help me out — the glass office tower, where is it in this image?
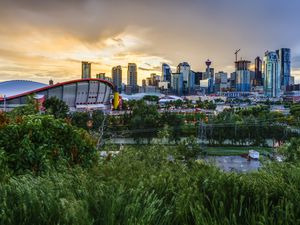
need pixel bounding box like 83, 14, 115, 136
276, 48, 291, 89
264, 51, 281, 98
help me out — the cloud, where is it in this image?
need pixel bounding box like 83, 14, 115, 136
0, 0, 300, 84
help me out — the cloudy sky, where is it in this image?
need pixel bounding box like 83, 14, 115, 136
0, 0, 300, 84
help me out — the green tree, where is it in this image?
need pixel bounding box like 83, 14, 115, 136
43, 97, 69, 119
70, 111, 90, 130
160, 111, 184, 143
91, 110, 105, 131
130, 100, 160, 143
0, 115, 97, 174
279, 137, 300, 162
8, 94, 38, 118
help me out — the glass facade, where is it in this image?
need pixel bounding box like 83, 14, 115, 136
162, 63, 172, 82
276, 48, 291, 89
236, 70, 251, 92
171, 73, 183, 96
177, 62, 194, 95
264, 52, 281, 97
235, 60, 251, 92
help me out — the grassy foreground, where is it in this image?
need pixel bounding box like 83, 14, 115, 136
1, 145, 300, 225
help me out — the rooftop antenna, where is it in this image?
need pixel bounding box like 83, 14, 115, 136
234, 49, 241, 62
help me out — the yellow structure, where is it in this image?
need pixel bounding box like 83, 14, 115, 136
113, 92, 119, 110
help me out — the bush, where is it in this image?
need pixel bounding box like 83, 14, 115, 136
0, 115, 97, 174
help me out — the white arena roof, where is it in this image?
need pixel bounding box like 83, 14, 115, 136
0, 80, 47, 97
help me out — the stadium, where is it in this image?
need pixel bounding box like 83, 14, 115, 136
0, 78, 114, 111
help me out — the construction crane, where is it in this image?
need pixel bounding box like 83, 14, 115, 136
234, 49, 241, 62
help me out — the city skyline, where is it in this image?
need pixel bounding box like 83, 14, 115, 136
0, 0, 300, 84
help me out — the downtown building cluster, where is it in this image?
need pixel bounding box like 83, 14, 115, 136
81, 48, 294, 99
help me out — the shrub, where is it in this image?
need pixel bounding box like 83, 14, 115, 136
0, 115, 97, 174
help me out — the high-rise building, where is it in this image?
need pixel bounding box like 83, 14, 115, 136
171, 73, 183, 96
177, 62, 190, 80
82, 61, 91, 79
254, 57, 263, 86
177, 62, 194, 94
264, 51, 281, 98
127, 63, 138, 92
112, 66, 122, 92
230, 72, 236, 90
276, 48, 291, 89
162, 63, 172, 82
194, 72, 203, 85
235, 60, 251, 92
215, 71, 228, 92
205, 60, 214, 94
150, 73, 160, 86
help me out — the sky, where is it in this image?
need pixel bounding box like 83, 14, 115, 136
0, 0, 300, 85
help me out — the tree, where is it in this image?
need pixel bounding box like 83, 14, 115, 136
157, 124, 171, 144
160, 111, 184, 143
279, 138, 300, 162
0, 112, 9, 128
70, 112, 91, 130
8, 94, 38, 118
129, 100, 160, 143
91, 110, 105, 131
43, 97, 69, 119
0, 115, 97, 174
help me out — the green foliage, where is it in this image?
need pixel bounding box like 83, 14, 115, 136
0, 115, 97, 174
196, 100, 216, 110
177, 136, 201, 161
70, 110, 105, 131
290, 104, 300, 118
279, 137, 300, 162
129, 100, 160, 142
8, 95, 38, 118
143, 95, 159, 102
70, 112, 91, 130
43, 97, 69, 119
206, 106, 298, 146
160, 111, 184, 142
0, 111, 9, 128
90, 110, 105, 131
1, 145, 300, 224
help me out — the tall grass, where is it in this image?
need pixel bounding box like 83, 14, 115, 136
0, 146, 300, 224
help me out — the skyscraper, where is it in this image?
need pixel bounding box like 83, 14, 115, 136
171, 73, 183, 96
177, 62, 194, 95
215, 71, 228, 92
112, 66, 122, 92
81, 61, 91, 79
254, 57, 263, 86
276, 48, 291, 89
235, 60, 251, 92
264, 51, 281, 98
162, 63, 172, 82
127, 63, 137, 92
194, 72, 203, 85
